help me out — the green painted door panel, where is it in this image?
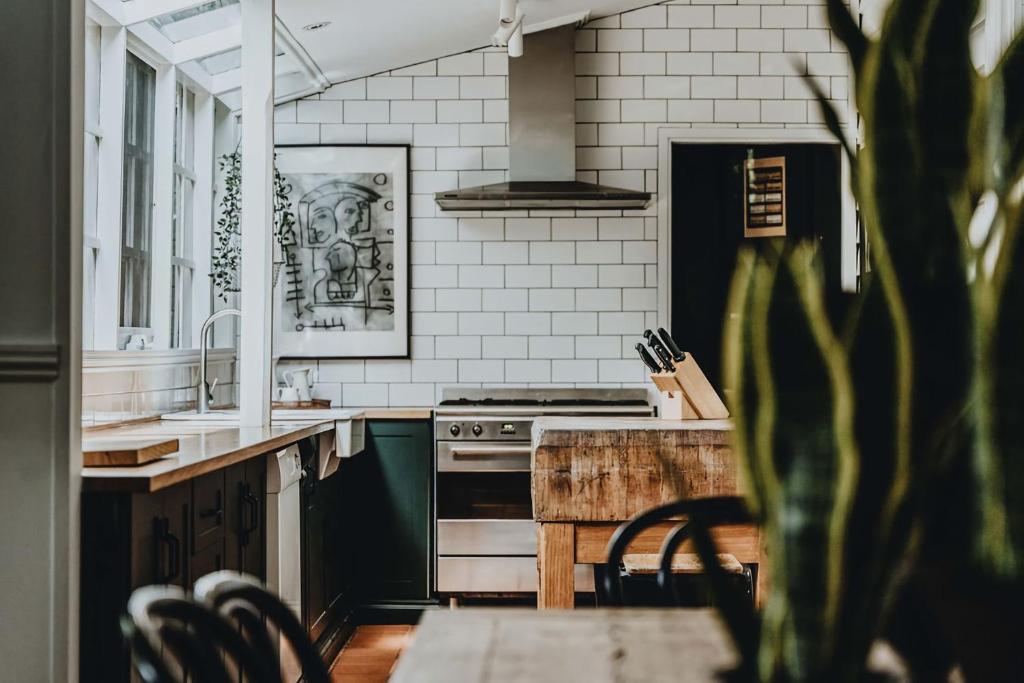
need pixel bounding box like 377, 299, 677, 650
356, 420, 433, 602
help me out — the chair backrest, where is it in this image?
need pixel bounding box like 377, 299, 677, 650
124, 584, 275, 683
194, 571, 332, 683
600, 496, 755, 607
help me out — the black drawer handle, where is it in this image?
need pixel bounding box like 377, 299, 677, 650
244, 486, 260, 534
155, 516, 181, 583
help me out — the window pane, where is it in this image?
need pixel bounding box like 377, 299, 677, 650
83, 247, 97, 350
119, 52, 155, 330
84, 134, 99, 238
172, 81, 197, 349
170, 264, 194, 349
84, 25, 101, 128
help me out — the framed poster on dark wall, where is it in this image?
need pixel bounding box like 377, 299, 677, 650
273, 144, 410, 358
743, 155, 787, 238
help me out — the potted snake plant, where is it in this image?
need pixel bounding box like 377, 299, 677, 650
687, 1, 1024, 679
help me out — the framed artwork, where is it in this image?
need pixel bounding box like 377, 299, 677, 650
273, 144, 410, 358
743, 155, 787, 238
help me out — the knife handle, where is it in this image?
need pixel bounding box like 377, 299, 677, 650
657, 327, 685, 362
645, 336, 676, 373
635, 344, 663, 374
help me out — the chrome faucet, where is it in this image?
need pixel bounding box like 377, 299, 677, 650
197, 308, 241, 414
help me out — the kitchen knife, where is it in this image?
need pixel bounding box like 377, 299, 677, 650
643, 330, 676, 373
635, 343, 663, 374
657, 327, 686, 362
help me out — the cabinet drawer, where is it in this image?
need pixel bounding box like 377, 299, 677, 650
437, 442, 531, 472
192, 471, 225, 552
190, 539, 225, 582
437, 520, 536, 556
436, 557, 594, 593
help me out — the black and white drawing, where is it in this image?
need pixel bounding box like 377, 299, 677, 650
273, 145, 409, 358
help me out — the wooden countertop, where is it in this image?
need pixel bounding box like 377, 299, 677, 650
81, 421, 335, 493
531, 417, 738, 521
532, 416, 732, 439
390, 608, 737, 682
360, 407, 432, 419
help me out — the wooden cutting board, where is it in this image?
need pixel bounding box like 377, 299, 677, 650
83, 437, 180, 467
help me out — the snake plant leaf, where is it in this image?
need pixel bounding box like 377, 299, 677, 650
974, 202, 1024, 575
803, 76, 857, 176
989, 29, 1024, 194
823, 0, 868, 69
730, 243, 852, 680
917, 0, 979, 243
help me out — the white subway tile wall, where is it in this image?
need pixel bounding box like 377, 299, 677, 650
275, 0, 850, 406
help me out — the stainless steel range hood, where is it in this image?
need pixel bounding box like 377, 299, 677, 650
435, 25, 651, 212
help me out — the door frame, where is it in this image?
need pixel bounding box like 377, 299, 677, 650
655, 126, 858, 331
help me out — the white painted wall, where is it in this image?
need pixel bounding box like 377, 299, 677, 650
275, 0, 853, 407
0, 0, 81, 679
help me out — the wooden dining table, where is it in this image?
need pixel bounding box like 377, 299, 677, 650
389, 608, 738, 683
530, 417, 763, 609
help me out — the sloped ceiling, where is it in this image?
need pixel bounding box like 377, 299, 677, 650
277, 0, 659, 83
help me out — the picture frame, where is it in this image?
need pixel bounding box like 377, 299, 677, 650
743, 155, 787, 238
272, 144, 410, 358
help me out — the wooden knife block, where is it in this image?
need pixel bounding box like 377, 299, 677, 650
650, 354, 729, 420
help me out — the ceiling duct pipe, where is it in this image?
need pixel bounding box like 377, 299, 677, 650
492, 0, 525, 57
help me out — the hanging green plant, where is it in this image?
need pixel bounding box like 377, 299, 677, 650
209, 150, 297, 301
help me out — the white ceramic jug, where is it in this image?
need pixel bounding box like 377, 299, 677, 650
284, 367, 314, 402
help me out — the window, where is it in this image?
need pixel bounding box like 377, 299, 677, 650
81, 7, 219, 352
119, 52, 156, 331
171, 83, 197, 348
83, 23, 102, 349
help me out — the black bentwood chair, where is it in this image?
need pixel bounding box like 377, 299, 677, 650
123, 584, 277, 683
193, 571, 331, 683
597, 496, 756, 610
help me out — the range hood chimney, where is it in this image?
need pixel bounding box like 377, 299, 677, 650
434, 24, 651, 211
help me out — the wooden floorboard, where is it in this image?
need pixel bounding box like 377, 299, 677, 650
330, 624, 415, 682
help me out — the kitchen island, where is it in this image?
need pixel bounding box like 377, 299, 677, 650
530, 417, 761, 608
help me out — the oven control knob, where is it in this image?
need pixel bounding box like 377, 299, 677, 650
472, 423, 483, 437
449, 424, 461, 436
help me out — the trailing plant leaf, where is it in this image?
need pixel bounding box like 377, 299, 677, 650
209, 151, 297, 301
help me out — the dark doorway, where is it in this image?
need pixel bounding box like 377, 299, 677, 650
669, 142, 843, 393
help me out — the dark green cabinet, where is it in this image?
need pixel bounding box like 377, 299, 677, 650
301, 439, 358, 655
354, 420, 433, 603
81, 458, 266, 683
226, 456, 266, 579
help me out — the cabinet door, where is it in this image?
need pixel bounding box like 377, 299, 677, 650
162, 483, 191, 588
130, 483, 189, 588
192, 470, 226, 554
241, 456, 266, 580
225, 462, 245, 572
302, 458, 329, 641
357, 420, 433, 602
190, 540, 225, 582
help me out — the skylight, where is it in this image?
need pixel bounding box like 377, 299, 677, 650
148, 0, 240, 43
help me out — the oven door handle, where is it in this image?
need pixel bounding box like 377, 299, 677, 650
448, 445, 533, 457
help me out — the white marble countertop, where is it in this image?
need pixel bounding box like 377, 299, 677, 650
81, 420, 335, 493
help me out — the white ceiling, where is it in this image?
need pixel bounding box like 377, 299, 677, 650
277, 0, 659, 83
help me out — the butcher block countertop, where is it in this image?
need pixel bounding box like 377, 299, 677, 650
531, 417, 737, 521
81, 420, 335, 493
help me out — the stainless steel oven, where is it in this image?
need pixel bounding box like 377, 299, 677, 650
434, 389, 654, 596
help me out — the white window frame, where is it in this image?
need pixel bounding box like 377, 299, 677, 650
83, 20, 104, 350
83, 15, 215, 351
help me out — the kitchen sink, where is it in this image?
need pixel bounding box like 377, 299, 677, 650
161, 408, 241, 422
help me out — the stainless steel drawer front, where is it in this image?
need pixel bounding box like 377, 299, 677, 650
437, 520, 537, 556
436, 557, 595, 593
436, 442, 532, 472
